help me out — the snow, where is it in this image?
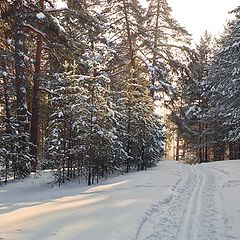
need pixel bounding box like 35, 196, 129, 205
6, 38, 12, 44
232, 41, 240, 50
97, 130, 104, 136
0, 160, 240, 240
0, 71, 8, 77
58, 111, 64, 118
185, 105, 201, 117
92, 116, 97, 122
51, 16, 66, 33
106, 108, 115, 117
36, 12, 46, 20
136, 161, 240, 240
54, 0, 68, 10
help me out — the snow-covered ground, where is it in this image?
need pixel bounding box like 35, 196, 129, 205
0, 160, 240, 240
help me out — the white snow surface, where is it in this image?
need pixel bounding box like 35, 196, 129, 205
36, 12, 46, 20
54, 0, 68, 10
0, 160, 240, 240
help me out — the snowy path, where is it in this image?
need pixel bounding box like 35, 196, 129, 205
177, 166, 205, 240
136, 162, 239, 240
0, 161, 240, 240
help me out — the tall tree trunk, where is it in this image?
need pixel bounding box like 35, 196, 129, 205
198, 121, 203, 163
1, 53, 11, 183
141, 120, 146, 170
122, 0, 135, 172
14, 0, 30, 178
229, 142, 234, 160
30, 0, 44, 171
126, 106, 131, 172
237, 140, 240, 160
175, 132, 180, 161
1, 54, 12, 130
122, 0, 135, 69
150, 0, 160, 98
14, 0, 28, 130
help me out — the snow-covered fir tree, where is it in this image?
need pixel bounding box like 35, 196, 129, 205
206, 6, 240, 160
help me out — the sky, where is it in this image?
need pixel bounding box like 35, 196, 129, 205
141, 0, 239, 43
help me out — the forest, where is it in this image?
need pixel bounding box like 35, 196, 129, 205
0, 0, 240, 185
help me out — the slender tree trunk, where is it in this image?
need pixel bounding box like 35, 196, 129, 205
30, 0, 44, 171
122, 0, 135, 68
175, 132, 180, 161
181, 140, 186, 160
14, 0, 28, 130
150, 0, 161, 97
141, 120, 146, 170
126, 106, 131, 172
14, 0, 30, 178
198, 122, 203, 163
237, 140, 240, 160
204, 124, 208, 162
1, 54, 12, 130
122, 0, 137, 172
88, 81, 95, 186
1, 55, 11, 183
229, 142, 234, 160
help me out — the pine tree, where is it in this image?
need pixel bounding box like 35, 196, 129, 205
144, 0, 191, 98
1, 0, 167, 183
206, 6, 240, 160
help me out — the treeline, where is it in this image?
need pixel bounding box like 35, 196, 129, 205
172, 7, 240, 163
0, 0, 191, 184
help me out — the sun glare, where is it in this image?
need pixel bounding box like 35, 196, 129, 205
140, 0, 239, 42
167, 0, 239, 42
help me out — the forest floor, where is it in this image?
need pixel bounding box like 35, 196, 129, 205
0, 160, 240, 240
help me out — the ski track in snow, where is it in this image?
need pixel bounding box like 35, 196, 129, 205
136, 163, 232, 240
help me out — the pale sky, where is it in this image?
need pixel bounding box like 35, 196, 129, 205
141, 0, 239, 43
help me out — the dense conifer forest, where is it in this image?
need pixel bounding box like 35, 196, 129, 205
0, 0, 239, 185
